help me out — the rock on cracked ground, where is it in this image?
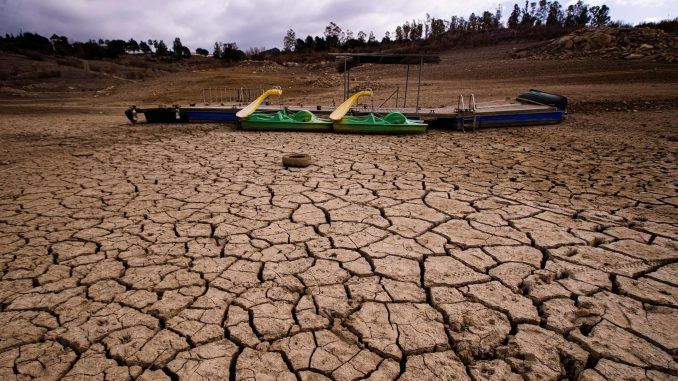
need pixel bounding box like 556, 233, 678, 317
0, 112, 676, 380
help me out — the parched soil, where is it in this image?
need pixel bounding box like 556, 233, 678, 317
0, 44, 676, 380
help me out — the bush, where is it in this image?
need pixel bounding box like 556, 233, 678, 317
56, 57, 83, 68
16, 69, 62, 80
37, 69, 61, 79
21, 50, 45, 61
88, 62, 109, 73
123, 59, 152, 68
124, 71, 146, 79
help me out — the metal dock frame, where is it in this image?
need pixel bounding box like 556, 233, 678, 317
331, 53, 440, 110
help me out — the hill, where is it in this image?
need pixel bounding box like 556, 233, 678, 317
0, 36, 676, 115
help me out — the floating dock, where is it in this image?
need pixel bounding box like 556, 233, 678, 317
126, 101, 565, 129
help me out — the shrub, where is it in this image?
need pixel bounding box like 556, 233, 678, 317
124, 60, 152, 68
88, 62, 108, 73
21, 50, 45, 61
33, 69, 62, 79
56, 57, 83, 68
124, 71, 146, 79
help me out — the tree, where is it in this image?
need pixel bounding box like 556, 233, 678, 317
577, 1, 590, 27
410, 21, 423, 40
450, 16, 461, 31
172, 37, 185, 57
546, 1, 564, 27
75, 40, 105, 59
305, 35, 315, 51
458, 17, 468, 30
564, 5, 576, 27
126, 38, 139, 53
294, 38, 306, 52
508, 4, 521, 29
357, 31, 367, 44
535, 0, 548, 25
529, 1, 538, 22
50, 34, 72, 54
495, 5, 503, 27
519, 1, 534, 28
283, 28, 296, 51
395, 26, 404, 42
314, 36, 327, 50
368, 31, 376, 44
343, 29, 354, 44
154, 40, 169, 56
220, 42, 245, 62
195, 47, 209, 56
481, 11, 496, 30
139, 41, 151, 54
382, 31, 392, 44
468, 13, 478, 31
565, 0, 589, 28
324, 22, 342, 48
180, 46, 191, 58
213, 42, 222, 58
589, 4, 610, 27
430, 18, 446, 37
105, 40, 127, 58
402, 22, 411, 40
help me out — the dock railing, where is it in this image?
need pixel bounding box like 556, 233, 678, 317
457, 94, 478, 132
201, 88, 265, 105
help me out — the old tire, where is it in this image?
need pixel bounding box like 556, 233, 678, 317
282, 153, 312, 168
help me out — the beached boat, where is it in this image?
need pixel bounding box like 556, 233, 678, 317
240, 109, 333, 131
333, 112, 427, 134
517, 89, 568, 110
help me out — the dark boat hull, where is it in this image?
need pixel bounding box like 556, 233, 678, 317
517, 89, 568, 111
143, 108, 189, 123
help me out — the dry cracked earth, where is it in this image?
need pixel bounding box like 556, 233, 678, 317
0, 110, 676, 381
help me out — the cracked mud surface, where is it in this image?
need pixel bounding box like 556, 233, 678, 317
0, 110, 676, 380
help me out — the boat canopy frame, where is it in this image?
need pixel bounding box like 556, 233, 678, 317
330, 53, 440, 111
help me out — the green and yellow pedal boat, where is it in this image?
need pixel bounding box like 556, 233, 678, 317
240, 109, 333, 132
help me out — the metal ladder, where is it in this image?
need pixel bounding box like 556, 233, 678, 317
457, 94, 477, 132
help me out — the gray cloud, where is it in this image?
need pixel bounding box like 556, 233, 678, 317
0, 0, 672, 51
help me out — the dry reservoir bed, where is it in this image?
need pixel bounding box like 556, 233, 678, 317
0, 111, 676, 380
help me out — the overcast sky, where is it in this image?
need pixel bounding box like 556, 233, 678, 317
0, 0, 673, 51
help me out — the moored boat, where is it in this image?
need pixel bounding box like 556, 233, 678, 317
333, 112, 427, 134
517, 89, 568, 111
240, 109, 333, 131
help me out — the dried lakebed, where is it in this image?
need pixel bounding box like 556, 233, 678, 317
0, 112, 676, 380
